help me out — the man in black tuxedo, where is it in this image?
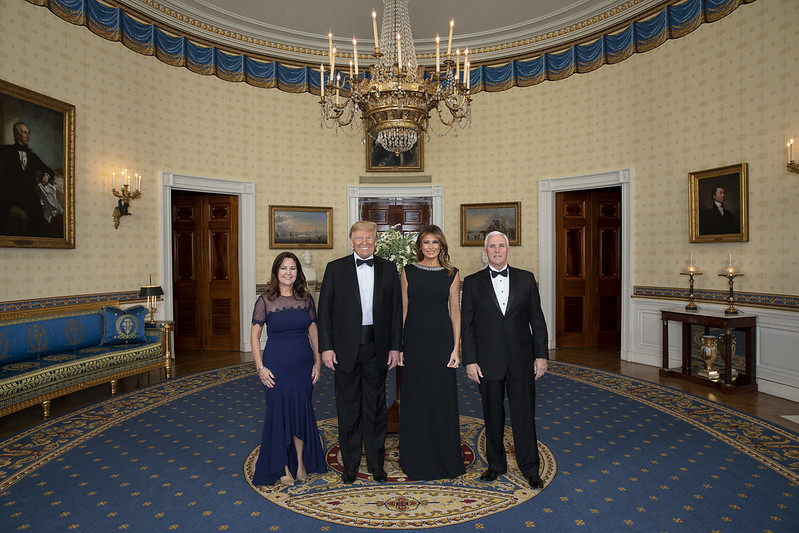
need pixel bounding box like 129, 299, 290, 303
461, 231, 549, 489
318, 220, 402, 483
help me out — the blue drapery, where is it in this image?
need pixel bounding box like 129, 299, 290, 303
28, 0, 755, 94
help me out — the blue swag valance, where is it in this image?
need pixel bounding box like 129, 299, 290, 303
28, 0, 755, 94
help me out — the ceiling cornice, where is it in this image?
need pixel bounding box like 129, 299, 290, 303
120, 0, 664, 66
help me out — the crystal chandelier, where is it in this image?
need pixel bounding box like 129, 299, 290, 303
320, 0, 472, 154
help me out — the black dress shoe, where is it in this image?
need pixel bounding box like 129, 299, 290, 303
368, 466, 387, 482
479, 468, 504, 482
527, 474, 544, 489
341, 469, 357, 484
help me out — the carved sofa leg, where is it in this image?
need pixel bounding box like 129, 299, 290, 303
41, 399, 51, 419
110, 379, 118, 395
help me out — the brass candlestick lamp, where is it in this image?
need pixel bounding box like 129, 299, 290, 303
718, 253, 743, 315
139, 275, 164, 323
680, 255, 702, 311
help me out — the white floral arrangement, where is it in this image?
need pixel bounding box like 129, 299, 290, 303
374, 224, 417, 274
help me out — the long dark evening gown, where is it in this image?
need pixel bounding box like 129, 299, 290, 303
399, 264, 465, 480
251, 293, 326, 485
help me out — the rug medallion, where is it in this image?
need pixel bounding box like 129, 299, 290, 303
244, 416, 555, 529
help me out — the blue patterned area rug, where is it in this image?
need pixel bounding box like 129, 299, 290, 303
1, 361, 798, 531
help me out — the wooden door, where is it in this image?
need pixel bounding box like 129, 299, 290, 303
172, 192, 240, 351
360, 198, 431, 234
555, 188, 621, 348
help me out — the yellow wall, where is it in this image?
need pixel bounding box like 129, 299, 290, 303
1, 0, 797, 302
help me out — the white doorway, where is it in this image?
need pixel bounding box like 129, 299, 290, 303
160, 172, 257, 352
538, 169, 633, 357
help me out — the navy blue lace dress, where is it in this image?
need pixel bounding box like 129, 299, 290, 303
251, 293, 326, 485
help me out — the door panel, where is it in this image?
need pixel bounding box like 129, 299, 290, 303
172, 192, 239, 351
361, 198, 431, 235
595, 192, 621, 347
556, 188, 621, 348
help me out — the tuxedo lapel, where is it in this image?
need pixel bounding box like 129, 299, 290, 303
479, 268, 503, 315
373, 258, 384, 309
505, 267, 520, 313
345, 255, 363, 313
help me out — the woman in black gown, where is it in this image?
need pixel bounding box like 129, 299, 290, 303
251, 252, 326, 486
399, 225, 465, 480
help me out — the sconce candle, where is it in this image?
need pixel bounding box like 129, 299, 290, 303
788, 139, 799, 173
112, 169, 143, 229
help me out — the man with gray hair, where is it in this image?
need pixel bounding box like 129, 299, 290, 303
461, 230, 549, 489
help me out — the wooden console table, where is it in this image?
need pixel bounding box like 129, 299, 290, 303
660, 308, 757, 393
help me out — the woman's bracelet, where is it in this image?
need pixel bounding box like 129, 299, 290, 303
256, 365, 264, 373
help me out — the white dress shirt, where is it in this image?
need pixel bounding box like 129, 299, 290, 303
355, 253, 375, 326
489, 265, 509, 315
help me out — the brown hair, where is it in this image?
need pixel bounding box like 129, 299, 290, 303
415, 225, 455, 276
265, 252, 309, 301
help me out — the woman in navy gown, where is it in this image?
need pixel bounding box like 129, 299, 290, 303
399, 225, 465, 480
251, 252, 326, 486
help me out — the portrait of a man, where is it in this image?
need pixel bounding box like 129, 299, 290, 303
689, 163, 748, 243
0, 80, 74, 248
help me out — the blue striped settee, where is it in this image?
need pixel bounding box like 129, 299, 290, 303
0, 302, 170, 419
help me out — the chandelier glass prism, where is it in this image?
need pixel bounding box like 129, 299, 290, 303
320, 0, 472, 154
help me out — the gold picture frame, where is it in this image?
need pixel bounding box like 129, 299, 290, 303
0, 79, 75, 248
460, 202, 521, 246
269, 205, 333, 249
689, 163, 748, 243
365, 126, 423, 172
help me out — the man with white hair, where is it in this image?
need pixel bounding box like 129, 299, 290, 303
461, 230, 549, 489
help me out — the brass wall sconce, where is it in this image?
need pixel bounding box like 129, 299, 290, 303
718, 253, 744, 315
787, 139, 799, 174
139, 277, 164, 323
680, 254, 702, 311
112, 169, 142, 229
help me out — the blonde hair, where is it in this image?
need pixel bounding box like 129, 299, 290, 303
349, 220, 377, 237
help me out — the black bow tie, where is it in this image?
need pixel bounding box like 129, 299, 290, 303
356, 258, 374, 267
491, 268, 508, 278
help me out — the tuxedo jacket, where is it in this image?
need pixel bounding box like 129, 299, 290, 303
461, 266, 549, 380
317, 254, 402, 373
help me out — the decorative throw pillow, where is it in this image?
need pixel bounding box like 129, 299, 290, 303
102, 305, 147, 345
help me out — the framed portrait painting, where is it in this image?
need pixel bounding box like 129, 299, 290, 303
689, 163, 748, 243
460, 202, 521, 246
269, 205, 333, 249
0, 80, 75, 248
366, 126, 423, 172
